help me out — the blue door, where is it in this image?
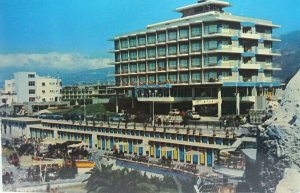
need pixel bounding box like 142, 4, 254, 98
129, 141, 133, 154
193, 154, 198, 164
139, 147, 143, 155
89, 135, 92, 148
102, 137, 106, 150
155, 143, 160, 158
179, 146, 184, 162
207, 149, 213, 166
167, 150, 172, 158
110, 138, 114, 150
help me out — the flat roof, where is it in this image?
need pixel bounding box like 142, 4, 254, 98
176, 0, 231, 12
1, 117, 41, 123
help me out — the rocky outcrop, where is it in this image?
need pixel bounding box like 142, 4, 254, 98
256, 70, 300, 192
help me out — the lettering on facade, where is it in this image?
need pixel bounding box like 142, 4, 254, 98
192, 99, 219, 106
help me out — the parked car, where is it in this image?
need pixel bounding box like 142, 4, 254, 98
169, 109, 180, 116
110, 114, 126, 122
187, 111, 201, 120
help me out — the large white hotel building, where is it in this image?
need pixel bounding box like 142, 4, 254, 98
112, 0, 281, 117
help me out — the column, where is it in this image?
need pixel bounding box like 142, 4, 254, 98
131, 88, 135, 109
205, 149, 208, 166
92, 134, 98, 149
217, 88, 222, 118
116, 90, 119, 113
236, 88, 240, 115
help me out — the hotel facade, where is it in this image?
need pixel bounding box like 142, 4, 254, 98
112, 0, 281, 117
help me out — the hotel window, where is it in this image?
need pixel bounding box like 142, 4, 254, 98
204, 24, 218, 34
138, 36, 146, 46
129, 51, 137, 60
168, 30, 177, 41
28, 74, 35, 78
28, 81, 35, 86
265, 28, 272, 34
222, 70, 232, 79
168, 73, 177, 83
130, 77, 137, 85
222, 55, 229, 62
122, 77, 128, 86
191, 25, 202, 37
191, 57, 201, 68
168, 59, 177, 70
42, 82, 46, 86
179, 44, 189, 54
157, 32, 166, 42
29, 89, 35, 94
147, 48, 156, 58
168, 45, 177, 55
121, 52, 128, 61
179, 58, 189, 69
121, 64, 128, 73
129, 37, 137, 47
42, 90, 46, 94
29, 97, 35, 102
158, 60, 166, 71
115, 53, 120, 62
120, 39, 128, 49
204, 71, 218, 82
264, 71, 272, 78
204, 40, 218, 50
158, 47, 166, 57
191, 41, 201, 52
148, 61, 156, 71
115, 40, 120, 50
138, 63, 146, 72
204, 56, 219, 66
264, 42, 272, 49
147, 34, 156, 44
130, 63, 137, 73
148, 75, 156, 84
192, 72, 201, 83
179, 28, 189, 39
179, 73, 189, 83
158, 74, 167, 84
139, 76, 146, 84
138, 49, 146, 59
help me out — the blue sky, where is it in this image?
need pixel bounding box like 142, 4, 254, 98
0, 0, 299, 72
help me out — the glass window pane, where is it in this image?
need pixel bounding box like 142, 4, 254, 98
129, 38, 137, 47
179, 58, 189, 69
158, 74, 166, 83
168, 74, 177, 83
138, 36, 146, 46
158, 33, 166, 42
139, 63, 146, 72
147, 34, 156, 44
168, 45, 177, 55
148, 62, 156, 71
121, 39, 128, 49
138, 50, 146, 59
191, 26, 202, 37
130, 63, 137, 73
179, 73, 189, 83
191, 42, 201, 52
147, 48, 156, 58
168, 60, 177, 70
168, 31, 177, 41
121, 52, 128, 61
148, 75, 156, 84
192, 72, 201, 83
158, 61, 166, 71
158, 47, 166, 56
179, 29, 189, 39
129, 51, 137, 60
179, 44, 189, 54
191, 57, 201, 68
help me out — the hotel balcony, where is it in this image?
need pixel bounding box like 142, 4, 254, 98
239, 63, 261, 70
203, 29, 237, 38
256, 48, 281, 56
239, 32, 261, 40
137, 96, 192, 103
261, 34, 281, 42
203, 46, 244, 54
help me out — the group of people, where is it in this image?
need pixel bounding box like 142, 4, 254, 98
2, 171, 14, 184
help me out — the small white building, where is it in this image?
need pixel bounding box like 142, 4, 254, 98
1, 72, 62, 106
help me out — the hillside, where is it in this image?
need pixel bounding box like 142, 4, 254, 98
274, 30, 300, 82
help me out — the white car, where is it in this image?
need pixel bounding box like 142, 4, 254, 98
187, 111, 200, 120
169, 109, 180, 116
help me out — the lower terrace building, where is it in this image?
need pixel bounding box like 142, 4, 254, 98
1, 117, 255, 167
62, 82, 124, 104
111, 0, 282, 117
